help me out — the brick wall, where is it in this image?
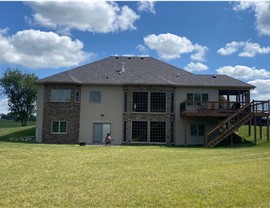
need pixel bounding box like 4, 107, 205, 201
42, 84, 81, 144
123, 86, 175, 144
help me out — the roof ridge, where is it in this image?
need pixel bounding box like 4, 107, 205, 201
67, 73, 83, 83
149, 71, 176, 85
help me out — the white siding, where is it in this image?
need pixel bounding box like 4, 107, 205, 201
175, 87, 219, 145
79, 86, 123, 144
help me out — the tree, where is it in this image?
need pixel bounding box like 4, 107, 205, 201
0, 69, 38, 126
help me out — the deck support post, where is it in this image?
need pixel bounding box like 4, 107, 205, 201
260, 118, 263, 140
248, 120, 251, 136
254, 116, 257, 144
267, 116, 269, 143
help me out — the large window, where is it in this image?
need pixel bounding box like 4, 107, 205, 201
51, 89, 71, 102
151, 92, 166, 112
150, 122, 166, 143
123, 121, 127, 142
187, 93, 208, 106
90, 91, 101, 102
132, 92, 148, 112
171, 93, 175, 113
124, 92, 128, 112
132, 92, 167, 113
190, 124, 205, 136
132, 121, 147, 142
51, 121, 67, 134
170, 122, 175, 143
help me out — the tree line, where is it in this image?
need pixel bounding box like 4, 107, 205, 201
0, 69, 38, 126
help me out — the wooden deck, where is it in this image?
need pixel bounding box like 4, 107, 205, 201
180, 100, 270, 118
180, 100, 270, 147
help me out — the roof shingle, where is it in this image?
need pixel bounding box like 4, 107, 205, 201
37, 56, 254, 89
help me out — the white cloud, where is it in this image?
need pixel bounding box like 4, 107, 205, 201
248, 79, 270, 100
185, 62, 208, 73
233, 2, 270, 36
191, 44, 208, 62
137, 1, 156, 14
143, 33, 207, 61
0, 29, 92, 69
217, 41, 243, 56
0, 97, 8, 114
26, 2, 140, 33
136, 44, 148, 54
216, 65, 270, 80
217, 41, 270, 57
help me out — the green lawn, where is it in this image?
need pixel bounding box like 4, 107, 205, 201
0, 125, 270, 207
0, 120, 35, 142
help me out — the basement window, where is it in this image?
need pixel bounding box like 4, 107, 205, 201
150, 122, 166, 143
132, 121, 147, 142
51, 121, 67, 134
190, 124, 205, 136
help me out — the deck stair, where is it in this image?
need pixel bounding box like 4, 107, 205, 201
205, 101, 265, 147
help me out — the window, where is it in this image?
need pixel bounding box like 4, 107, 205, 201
123, 121, 127, 142
74, 90, 80, 103
150, 92, 166, 112
171, 93, 175, 113
124, 92, 128, 112
90, 91, 101, 102
132, 92, 148, 112
150, 122, 166, 143
170, 122, 174, 143
51, 89, 71, 102
187, 93, 208, 106
132, 121, 147, 142
51, 121, 67, 134
187, 93, 194, 106
190, 124, 205, 136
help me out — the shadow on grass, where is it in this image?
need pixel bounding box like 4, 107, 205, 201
0, 127, 36, 143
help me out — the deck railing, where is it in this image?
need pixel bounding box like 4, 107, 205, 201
180, 100, 247, 116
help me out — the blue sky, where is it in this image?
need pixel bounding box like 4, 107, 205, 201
0, 1, 270, 114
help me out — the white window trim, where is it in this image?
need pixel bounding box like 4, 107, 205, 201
51, 121, 67, 134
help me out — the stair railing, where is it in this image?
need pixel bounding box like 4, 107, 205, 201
204, 101, 253, 147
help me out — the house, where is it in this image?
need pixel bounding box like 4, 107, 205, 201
35, 56, 269, 146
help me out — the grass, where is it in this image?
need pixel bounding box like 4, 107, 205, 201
0, 124, 270, 207
0, 120, 35, 142
0, 120, 35, 128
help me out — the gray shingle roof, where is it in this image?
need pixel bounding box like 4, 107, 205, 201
37, 56, 254, 89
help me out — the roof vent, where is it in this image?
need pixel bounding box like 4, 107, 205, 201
141, 57, 144, 60
177, 73, 180, 77
128, 57, 131, 59
115, 57, 119, 59
212, 75, 217, 78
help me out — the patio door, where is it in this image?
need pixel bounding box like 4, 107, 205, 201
93, 123, 111, 143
